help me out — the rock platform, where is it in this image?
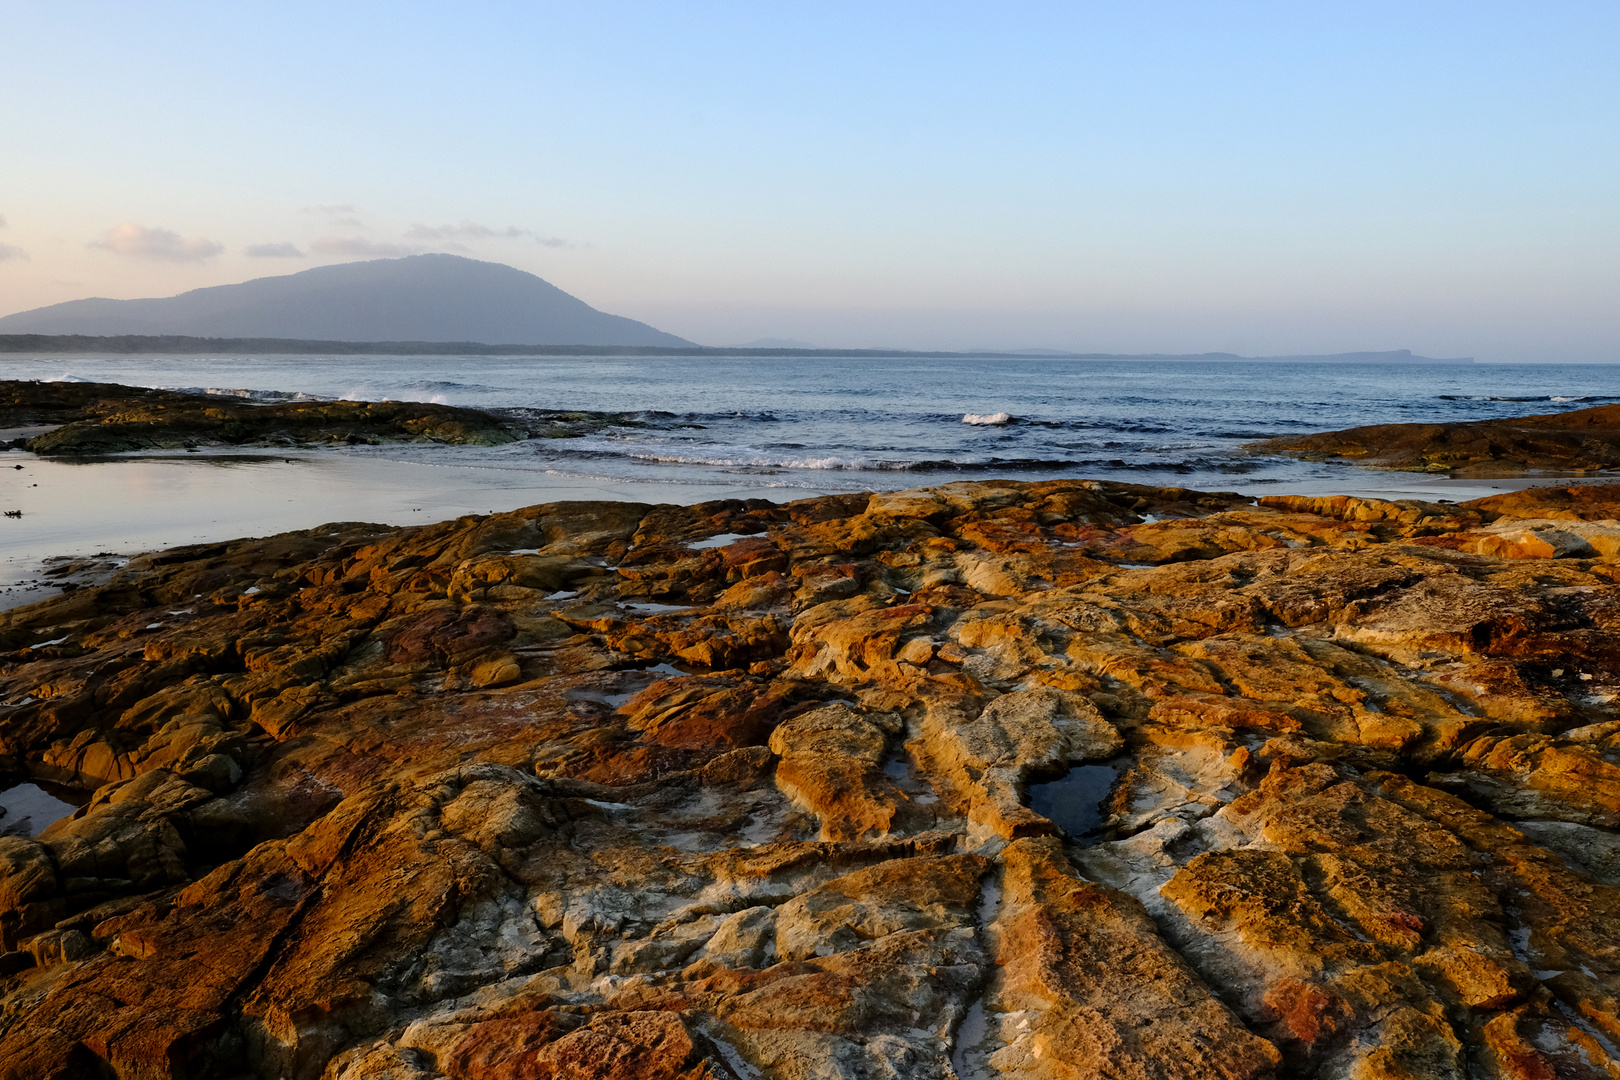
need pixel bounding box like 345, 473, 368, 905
1248, 400, 1620, 475
0, 380, 614, 455
3, 478, 1620, 1079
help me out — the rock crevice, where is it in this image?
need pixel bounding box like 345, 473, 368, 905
4, 478, 1620, 1078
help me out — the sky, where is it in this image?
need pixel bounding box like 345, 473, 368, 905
1, 2, 1617, 360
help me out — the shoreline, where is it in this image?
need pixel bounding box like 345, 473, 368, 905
9, 372, 1620, 614
0, 449, 857, 609
5, 443, 1615, 611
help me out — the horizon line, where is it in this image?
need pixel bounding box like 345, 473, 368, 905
0, 334, 1476, 364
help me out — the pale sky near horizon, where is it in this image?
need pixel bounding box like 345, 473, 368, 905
2, 2, 1616, 360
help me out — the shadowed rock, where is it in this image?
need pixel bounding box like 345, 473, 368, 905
1249, 401, 1620, 475
1, 379, 540, 454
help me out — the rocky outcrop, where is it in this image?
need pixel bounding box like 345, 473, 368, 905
1249, 401, 1620, 474
0, 379, 608, 454
4, 478, 1620, 1078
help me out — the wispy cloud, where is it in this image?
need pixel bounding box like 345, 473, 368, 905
406, 221, 523, 240
406, 220, 568, 247
246, 242, 305, 258
92, 221, 223, 262
303, 205, 364, 228
310, 236, 422, 258
0, 214, 21, 259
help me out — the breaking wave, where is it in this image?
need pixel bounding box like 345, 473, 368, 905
1438, 394, 1620, 403
15, 351, 1618, 497
174, 386, 325, 402
530, 438, 1263, 475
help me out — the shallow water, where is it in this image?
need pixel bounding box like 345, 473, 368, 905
1027, 762, 1122, 842
8, 353, 1620, 493
3, 354, 1618, 591
0, 780, 80, 836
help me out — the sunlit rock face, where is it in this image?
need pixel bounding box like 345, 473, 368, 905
3, 478, 1620, 1079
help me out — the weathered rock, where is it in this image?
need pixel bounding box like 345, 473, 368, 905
767, 703, 917, 841
1, 378, 551, 455
0, 477, 1619, 1078
1250, 401, 1620, 475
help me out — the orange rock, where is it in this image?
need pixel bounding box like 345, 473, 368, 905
1, 477, 1619, 1078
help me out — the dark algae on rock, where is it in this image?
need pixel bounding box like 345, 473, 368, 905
0, 379, 538, 454
4, 478, 1620, 1077
1250, 400, 1620, 475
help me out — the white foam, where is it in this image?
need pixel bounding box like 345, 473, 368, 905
963, 412, 1013, 425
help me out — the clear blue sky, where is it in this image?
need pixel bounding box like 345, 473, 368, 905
2, 2, 1616, 358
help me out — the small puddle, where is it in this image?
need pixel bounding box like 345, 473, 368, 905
975, 878, 1002, 926
562, 662, 699, 710
706, 1031, 765, 1079
1026, 760, 1123, 843
951, 1000, 993, 1080
686, 533, 752, 550
568, 684, 646, 711
622, 602, 692, 615
883, 752, 939, 805
0, 780, 83, 837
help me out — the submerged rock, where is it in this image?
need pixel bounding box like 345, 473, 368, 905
2, 478, 1620, 1077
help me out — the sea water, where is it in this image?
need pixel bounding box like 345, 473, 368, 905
2, 354, 1619, 595
5, 353, 1619, 493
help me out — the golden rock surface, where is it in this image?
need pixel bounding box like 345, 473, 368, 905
2, 478, 1620, 1079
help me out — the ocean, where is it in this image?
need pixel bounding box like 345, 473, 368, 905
7, 353, 1620, 495
3, 354, 1620, 602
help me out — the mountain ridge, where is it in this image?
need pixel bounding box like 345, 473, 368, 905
0, 254, 692, 347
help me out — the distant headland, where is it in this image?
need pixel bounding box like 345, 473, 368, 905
0, 334, 1472, 362
0, 254, 1471, 362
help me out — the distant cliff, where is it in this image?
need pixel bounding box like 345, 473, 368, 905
0, 254, 692, 347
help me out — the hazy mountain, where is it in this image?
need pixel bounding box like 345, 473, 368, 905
0, 254, 692, 346
733, 337, 821, 349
